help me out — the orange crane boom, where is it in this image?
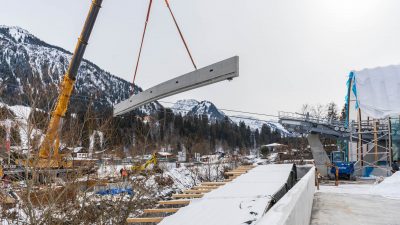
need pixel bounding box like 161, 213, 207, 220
38, 0, 103, 165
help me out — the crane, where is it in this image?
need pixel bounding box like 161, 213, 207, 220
27, 0, 103, 168
23, 0, 238, 169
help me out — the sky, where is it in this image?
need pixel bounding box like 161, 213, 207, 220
1, 0, 400, 120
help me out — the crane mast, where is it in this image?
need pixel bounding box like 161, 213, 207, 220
38, 0, 103, 162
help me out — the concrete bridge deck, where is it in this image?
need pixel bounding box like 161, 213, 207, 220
158, 164, 295, 225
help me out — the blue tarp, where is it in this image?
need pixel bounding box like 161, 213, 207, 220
96, 188, 134, 196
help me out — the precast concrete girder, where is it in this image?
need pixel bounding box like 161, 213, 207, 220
113, 56, 239, 116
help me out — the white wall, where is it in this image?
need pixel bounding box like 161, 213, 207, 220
256, 167, 316, 225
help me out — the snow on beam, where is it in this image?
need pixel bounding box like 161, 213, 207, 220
113, 56, 239, 116
191, 186, 218, 190
201, 182, 227, 186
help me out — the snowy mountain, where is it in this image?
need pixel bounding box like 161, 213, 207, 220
229, 115, 265, 130
170, 99, 293, 136
0, 25, 160, 114
171, 99, 200, 116
171, 99, 226, 122
230, 115, 292, 137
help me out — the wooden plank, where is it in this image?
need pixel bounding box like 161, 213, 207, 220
237, 166, 255, 169
191, 186, 218, 190
172, 194, 203, 199
144, 208, 180, 213
183, 189, 210, 194
225, 171, 246, 176
201, 182, 226, 186
231, 169, 250, 172
158, 200, 190, 205
126, 217, 163, 223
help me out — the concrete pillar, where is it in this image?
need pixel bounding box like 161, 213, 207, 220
307, 134, 331, 177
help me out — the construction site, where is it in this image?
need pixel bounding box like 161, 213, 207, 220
1, 0, 400, 225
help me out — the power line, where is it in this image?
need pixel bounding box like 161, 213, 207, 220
1, 81, 282, 123
158, 100, 280, 118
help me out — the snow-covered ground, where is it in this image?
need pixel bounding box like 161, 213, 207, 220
318, 172, 400, 199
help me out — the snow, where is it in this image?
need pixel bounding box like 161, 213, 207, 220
230, 115, 265, 131
158, 164, 294, 225
370, 171, 400, 199
318, 172, 400, 199
171, 99, 199, 116
0, 25, 31, 43
317, 184, 374, 195
157, 151, 174, 157
267, 153, 279, 162
230, 115, 292, 137
262, 143, 283, 147
2, 104, 34, 149
9, 105, 31, 121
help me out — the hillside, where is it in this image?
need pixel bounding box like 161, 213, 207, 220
0, 25, 160, 114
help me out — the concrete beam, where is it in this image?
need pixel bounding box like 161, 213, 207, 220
113, 56, 239, 116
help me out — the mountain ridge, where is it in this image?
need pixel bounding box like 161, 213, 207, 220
0, 25, 161, 115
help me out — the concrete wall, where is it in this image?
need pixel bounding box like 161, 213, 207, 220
296, 165, 313, 179
257, 167, 316, 225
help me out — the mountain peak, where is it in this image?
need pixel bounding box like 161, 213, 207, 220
0, 25, 38, 44
171, 99, 200, 116
171, 99, 226, 122
0, 25, 160, 114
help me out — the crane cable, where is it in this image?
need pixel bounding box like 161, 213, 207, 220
131, 0, 153, 94
164, 0, 197, 70
131, 0, 197, 95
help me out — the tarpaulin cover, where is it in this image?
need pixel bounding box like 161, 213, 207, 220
351, 65, 400, 118
96, 188, 134, 196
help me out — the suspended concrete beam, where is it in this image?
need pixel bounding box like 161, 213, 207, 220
113, 56, 239, 116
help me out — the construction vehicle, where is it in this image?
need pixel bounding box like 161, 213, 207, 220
329, 151, 355, 180
16, 0, 103, 169
18, 0, 237, 170
131, 153, 158, 173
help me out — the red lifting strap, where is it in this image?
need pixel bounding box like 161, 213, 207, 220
132, 0, 153, 94
165, 0, 197, 70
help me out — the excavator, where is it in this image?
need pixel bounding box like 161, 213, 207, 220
131, 153, 158, 173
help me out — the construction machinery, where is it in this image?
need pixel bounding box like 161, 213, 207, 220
17, 0, 103, 169
131, 153, 158, 173
329, 151, 355, 180
18, 0, 237, 170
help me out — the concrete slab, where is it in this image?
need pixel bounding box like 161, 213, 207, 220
310, 192, 400, 225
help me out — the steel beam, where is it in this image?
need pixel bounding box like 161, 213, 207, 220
113, 56, 239, 116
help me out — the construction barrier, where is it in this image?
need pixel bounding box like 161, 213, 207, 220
257, 166, 316, 225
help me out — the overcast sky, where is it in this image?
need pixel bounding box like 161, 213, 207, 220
2, 0, 400, 119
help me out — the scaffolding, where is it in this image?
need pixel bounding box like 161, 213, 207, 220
278, 111, 397, 176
